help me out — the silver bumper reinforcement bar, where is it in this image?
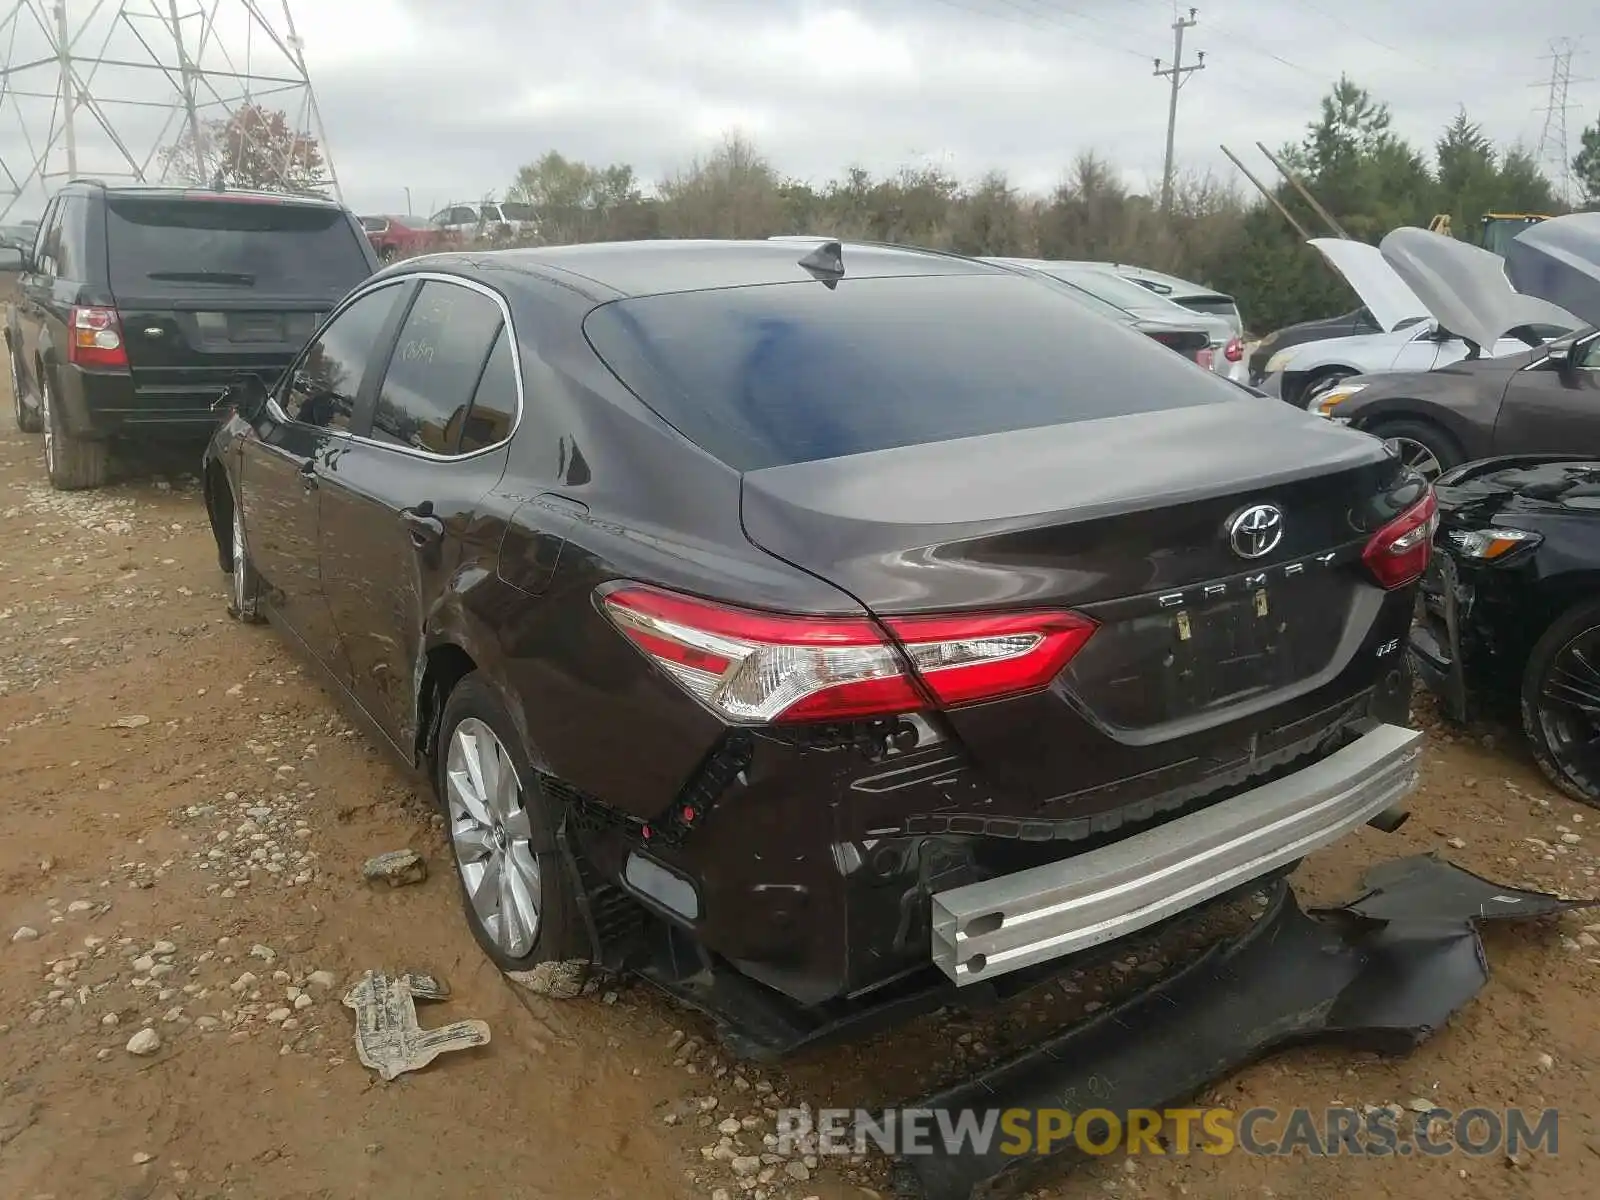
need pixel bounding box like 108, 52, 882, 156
930, 723, 1425, 985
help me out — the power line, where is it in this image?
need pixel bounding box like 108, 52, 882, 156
1153, 6, 1204, 212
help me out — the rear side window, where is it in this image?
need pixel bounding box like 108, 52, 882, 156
1177, 296, 1241, 321
371, 280, 505, 454
459, 327, 518, 453
105, 198, 371, 298
584, 273, 1243, 471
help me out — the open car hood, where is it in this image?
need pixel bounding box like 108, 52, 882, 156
1505, 212, 1600, 329
1378, 226, 1581, 351
1309, 238, 1428, 332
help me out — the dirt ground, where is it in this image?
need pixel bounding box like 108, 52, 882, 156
0, 380, 1597, 1200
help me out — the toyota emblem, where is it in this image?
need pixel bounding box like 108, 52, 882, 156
1227, 504, 1284, 560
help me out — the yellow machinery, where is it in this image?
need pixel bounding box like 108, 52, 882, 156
1427, 212, 1551, 255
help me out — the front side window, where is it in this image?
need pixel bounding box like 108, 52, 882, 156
370, 280, 504, 454
282, 285, 404, 432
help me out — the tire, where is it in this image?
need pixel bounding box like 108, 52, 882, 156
9, 346, 40, 434
226, 494, 265, 623
378, 244, 397, 263
1302, 369, 1354, 406
1521, 597, 1600, 809
435, 672, 590, 980
41, 370, 109, 490
1363, 418, 1462, 484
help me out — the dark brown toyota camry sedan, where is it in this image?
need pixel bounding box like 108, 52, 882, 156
202, 237, 1432, 1051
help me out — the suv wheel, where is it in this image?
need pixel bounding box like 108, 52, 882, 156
9, 348, 40, 434
436, 673, 589, 984
41, 371, 109, 490
227, 500, 265, 623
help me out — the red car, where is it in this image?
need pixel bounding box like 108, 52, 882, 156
360, 214, 455, 262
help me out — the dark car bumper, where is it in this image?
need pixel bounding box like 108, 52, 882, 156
58, 363, 229, 439
1408, 550, 1472, 722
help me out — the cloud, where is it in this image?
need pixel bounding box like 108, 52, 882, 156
0, 0, 1591, 221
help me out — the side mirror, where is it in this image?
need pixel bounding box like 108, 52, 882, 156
215, 373, 269, 421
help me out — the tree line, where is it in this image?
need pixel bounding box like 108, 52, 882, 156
169, 79, 1600, 337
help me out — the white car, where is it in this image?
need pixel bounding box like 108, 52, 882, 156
428, 201, 539, 240
1259, 237, 1576, 408
1002, 259, 1241, 377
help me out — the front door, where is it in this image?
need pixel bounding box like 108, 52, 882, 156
238, 279, 412, 679
316, 276, 517, 749
1491, 332, 1600, 457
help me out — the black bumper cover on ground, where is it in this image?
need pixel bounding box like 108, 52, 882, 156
890, 854, 1598, 1200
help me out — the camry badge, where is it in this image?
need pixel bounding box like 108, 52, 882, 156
1228, 504, 1284, 560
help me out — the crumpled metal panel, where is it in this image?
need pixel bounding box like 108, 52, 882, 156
343, 970, 490, 1081
890, 854, 1598, 1200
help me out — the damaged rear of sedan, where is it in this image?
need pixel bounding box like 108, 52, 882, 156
203, 237, 1434, 1052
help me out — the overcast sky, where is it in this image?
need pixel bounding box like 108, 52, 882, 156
1, 0, 1596, 221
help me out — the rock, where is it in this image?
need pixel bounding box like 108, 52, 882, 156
126, 1028, 161, 1056
112, 715, 151, 728
1536, 1052, 1555, 1070
101, 1013, 120, 1027
1408, 1097, 1437, 1113
194, 1017, 221, 1032
152, 941, 176, 954
66, 900, 95, 914
362, 849, 428, 887
132, 1151, 153, 1164
265, 1007, 291, 1023
11, 926, 39, 943
307, 970, 337, 989
786, 1162, 811, 1182
1446, 837, 1466, 850
293, 993, 313, 1011
132, 955, 156, 973
719, 1118, 742, 1136
249, 944, 276, 962
731, 1156, 761, 1178
667, 1029, 686, 1050
230, 971, 257, 993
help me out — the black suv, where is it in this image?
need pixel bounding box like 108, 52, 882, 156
2, 180, 379, 489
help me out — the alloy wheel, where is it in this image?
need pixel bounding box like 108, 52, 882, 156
1534, 625, 1600, 787
1385, 435, 1442, 483
445, 717, 542, 958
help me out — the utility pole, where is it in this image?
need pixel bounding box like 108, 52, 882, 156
53, 1, 77, 179
1153, 8, 1204, 214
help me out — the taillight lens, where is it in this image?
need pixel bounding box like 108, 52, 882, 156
68, 306, 128, 369
600, 584, 1096, 724
1224, 336, 1243, 363
1362, 489, 1438, 590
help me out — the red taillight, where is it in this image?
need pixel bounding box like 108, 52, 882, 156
1362, 489, 1438, 590
1224, 336, 1243, 363
67, 306, 128, 370
600, 584, 1097, 724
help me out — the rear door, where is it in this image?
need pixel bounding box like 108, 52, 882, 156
316, 275, 516, 748
239, 280, 411, 680
15, 197, 61, 400
103, 195, 375, 420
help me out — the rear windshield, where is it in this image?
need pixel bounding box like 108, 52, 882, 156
105, 197, 371, 298
584, 273, 1243, 471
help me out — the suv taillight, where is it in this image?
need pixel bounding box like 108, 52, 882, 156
1224, 336, 1243, 363
1362, 489, 1438, 590
600, 584, 1097, 723
68, 306, 128, 370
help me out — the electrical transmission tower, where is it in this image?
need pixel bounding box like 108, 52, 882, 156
1153, 7, 1204, 215
1533, 37, 1586, 205
0, 0, 340, 221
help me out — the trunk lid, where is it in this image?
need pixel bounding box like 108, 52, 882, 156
741, 398, 1402, 798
